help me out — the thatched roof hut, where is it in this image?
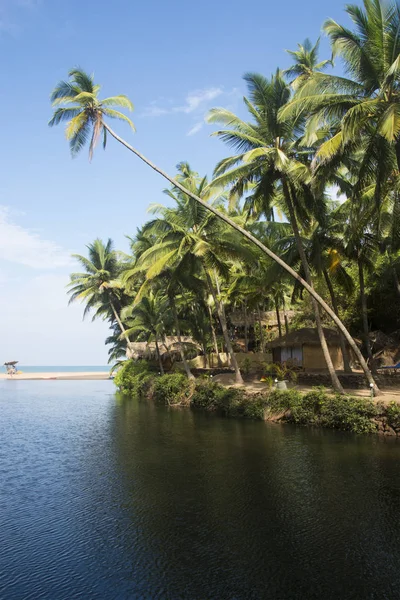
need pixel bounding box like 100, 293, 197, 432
127, 336, 200, 362
266, 327, 351, 370
230, 309, 295, 328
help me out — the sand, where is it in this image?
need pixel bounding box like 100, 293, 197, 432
0, 372, 110, 381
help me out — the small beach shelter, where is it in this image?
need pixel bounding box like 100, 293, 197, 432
266, 328, 350, 370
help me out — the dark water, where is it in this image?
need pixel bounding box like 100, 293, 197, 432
1, 381, 400, 600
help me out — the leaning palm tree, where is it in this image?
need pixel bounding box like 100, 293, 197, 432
68, 238, 134, 354
49, 68, 380, 394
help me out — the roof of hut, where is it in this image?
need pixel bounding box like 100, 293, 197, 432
230, 309, 296, 327
266, 328, 343, 349
127, 336, 200, 360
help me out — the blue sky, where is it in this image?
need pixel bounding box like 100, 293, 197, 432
0, 0, 351, 365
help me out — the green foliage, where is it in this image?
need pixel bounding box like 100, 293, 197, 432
191, 381, 245, 415
318, 395, 378, 434
114, 360, 154, 396
386, 402, 400, 430
271, 362, 298, 383
242, 357, 252, 376
152, 374, 193, 405
241, 394, 271, 420
114, 370, 388, 434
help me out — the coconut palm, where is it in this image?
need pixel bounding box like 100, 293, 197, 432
279, 0, 400, 190
49, 68, 135, 159
284, 38, 332, 89
50, 68, 380, 393
122, 291, 168, 374
68, 238, 134, 354
124, 164, 252, 383
207, 71, 347, 392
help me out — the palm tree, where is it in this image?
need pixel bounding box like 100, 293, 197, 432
49, 68, 135, 159
68, 238, 134, 354
208, 71, 346, 392
50, 68, 380, 394
122, 291, 168, 374
280, 0, 400, 185
335, 197, 380, 366
124, 164, 250, 383
284, 38, 332, 89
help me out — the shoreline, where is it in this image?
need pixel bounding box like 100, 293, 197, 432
0, 372, 110, 381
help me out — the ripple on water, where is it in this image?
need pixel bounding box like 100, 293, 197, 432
1, 381, 400, 599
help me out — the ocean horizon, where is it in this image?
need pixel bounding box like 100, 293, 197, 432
6, 366, 110, 373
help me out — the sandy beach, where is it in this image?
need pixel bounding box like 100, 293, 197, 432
0, 372, 110, 381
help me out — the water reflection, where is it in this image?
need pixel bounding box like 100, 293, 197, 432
1, 382, 400, 600
111, 396, 400, 600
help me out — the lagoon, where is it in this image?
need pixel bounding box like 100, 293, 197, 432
1, 380, 400, 599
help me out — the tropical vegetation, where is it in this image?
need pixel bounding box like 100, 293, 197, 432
52, 0, 400, 397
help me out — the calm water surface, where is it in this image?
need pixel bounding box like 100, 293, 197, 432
1, 380, 400, 599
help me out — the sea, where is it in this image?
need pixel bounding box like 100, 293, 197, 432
8, 366, 109, 373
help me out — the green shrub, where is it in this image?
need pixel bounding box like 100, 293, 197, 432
289, 387, 327, 424
242, 357, 252, 376
191, 381, 221, 411
386, 402, 400, 430
152, 374, 193, 405
241, 394, 271, 420
268, 388, 302, 412
191, 381, 245, 416
319, 395, 378, 434
114, 361, 153, 394
216, 388, 246, 416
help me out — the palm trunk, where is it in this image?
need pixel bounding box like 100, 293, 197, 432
207, 304, 222, 367
323, 269, 352, 373
358, 259, 373, 365
258, 307, 265, 352
104, 124, 380, 395
169, 295, 194, 380
393, 266, 400, 300
110, 300, 134, 355
283, 182, 344, 394
275, 299, 283, 338
282, 296, 290, 335
154, 336, 164, 375
202, 341, 208, 368
244, 301, 249, 353
206, 272, 243, 384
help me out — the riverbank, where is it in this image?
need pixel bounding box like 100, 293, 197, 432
0, 372, 110, 381
114, 362, 400, 436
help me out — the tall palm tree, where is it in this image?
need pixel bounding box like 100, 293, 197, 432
49, 68, 135, 159
68, 238, 134, 354
208, 71, 346, 392
335, 197, 380, 366
284, 38, 332, 89
125, 164, 250, 383
122, 291, 168, 374
50, 68, 380, 394
280, 0, 400, 186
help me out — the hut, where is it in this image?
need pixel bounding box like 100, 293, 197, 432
127, 336, 200, 367
266, 327, 351, 371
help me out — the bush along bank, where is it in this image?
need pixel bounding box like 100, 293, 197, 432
114, 362, 400, 436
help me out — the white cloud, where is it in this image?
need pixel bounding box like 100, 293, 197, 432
175, 88, 223, 114
0, 207, 72, 269
140, 104, 169, 118
141, 86, 224, 118
187, 122, 204, 136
